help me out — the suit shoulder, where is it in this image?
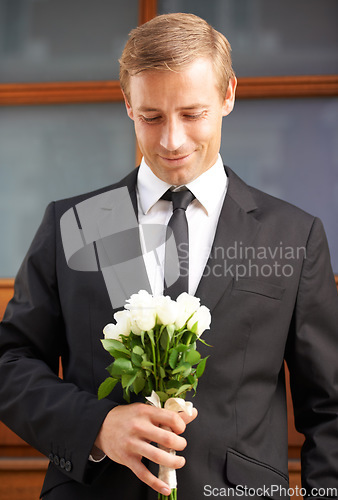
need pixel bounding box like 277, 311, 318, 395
225, 165, 316, 235
249, 184, 315, 222
52, 168, 138, 214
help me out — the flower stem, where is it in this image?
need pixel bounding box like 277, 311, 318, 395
158, 489, 177, 500
163, 330, 170, 365
185, 332, 193, 345
151, 338, 158, 391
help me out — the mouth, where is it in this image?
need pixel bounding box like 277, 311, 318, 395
158, 153, 193, 166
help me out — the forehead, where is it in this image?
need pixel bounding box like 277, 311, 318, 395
128, 58, 223, 107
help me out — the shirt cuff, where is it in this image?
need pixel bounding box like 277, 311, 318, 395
88, 445, 106, 462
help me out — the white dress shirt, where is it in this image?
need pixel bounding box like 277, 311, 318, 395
137, 154, 228, 296
89, 154, 228, 462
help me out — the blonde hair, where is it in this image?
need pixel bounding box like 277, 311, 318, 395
119, 13, 235, 101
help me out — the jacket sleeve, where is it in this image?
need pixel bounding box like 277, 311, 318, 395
285, 217, 338, 497
0, 203, 116, 485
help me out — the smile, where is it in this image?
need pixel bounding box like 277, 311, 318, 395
159, 153, 193, 166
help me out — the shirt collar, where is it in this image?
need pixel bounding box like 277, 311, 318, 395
137, 158, 172, 215
137, 154, 227, 216
186, 155, 227, 215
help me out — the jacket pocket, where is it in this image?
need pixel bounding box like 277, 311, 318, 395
233, 278, 285, 300
226, 449, 289, 500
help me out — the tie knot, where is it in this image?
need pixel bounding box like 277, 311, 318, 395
162, 189, 195, 212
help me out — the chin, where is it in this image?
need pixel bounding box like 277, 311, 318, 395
163, 168, 197, 186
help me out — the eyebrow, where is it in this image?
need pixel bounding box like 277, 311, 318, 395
137, 104, 210, 113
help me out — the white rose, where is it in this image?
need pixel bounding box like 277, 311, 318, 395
130, 317, 143, 336
155, 295, 179, 326
187, 305, 211, 337
125, 290, 156, 332
175, 293, 200, 329
113, 310, 131, 337
103, 323, 122, 341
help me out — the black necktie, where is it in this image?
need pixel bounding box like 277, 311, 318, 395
161, 189, 195, 298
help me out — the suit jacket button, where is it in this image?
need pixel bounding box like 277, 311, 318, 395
53, 455, 60, 466
60, 457, 66, 469
48, 453, 54, 463
65, 460, 72, 472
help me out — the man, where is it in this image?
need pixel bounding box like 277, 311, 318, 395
0, 13, 337, 500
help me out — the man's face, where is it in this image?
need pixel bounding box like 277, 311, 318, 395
124, 57, 237, 185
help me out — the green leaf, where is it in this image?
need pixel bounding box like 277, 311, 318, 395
160, 329, 169, 350
189, 321, 198, 334
166, 324, 175, 339
159, 366, 166, 378
122, 371, 138, 390
141, 360, 153, 369
133, 373, 146, 394
196, 356, 209, 378
133, 345, 144, 355
101, 339, 130, 356
106, 349, 130, 361
169, 349, 179, 369
166, 380, 180, 389
131, 352, 143, 368
185, 349, 201, 365
175, 384, 191, 396
110, 357, 134, 377
106, 362, 116, 377
172, 362, 191, 375
156, 391, 169, 403
123, 387, 130, 403
145, 377, 154, 395
121, 373, 133, 389
98, 377, 118, 400
175, 344, 190, 353
166, 388, 179, 395
147, 329, 154, 344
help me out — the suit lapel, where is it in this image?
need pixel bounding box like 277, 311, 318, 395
95, 168, 152, 309
196, 167, 261, 313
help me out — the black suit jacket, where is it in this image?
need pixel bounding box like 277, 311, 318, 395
0, 166, 337, 500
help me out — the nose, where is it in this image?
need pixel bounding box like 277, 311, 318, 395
159, 117, 186, 152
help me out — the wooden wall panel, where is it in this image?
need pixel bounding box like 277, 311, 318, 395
0, 459, 48, 500
1, 76, 337, 106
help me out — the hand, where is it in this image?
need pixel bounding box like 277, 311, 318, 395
94, 402, 198, 496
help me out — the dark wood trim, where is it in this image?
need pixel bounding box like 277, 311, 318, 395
0, 458, 48, 470
0, 81, 122, 106
0, 279, 14, 289
288, 460, 301, 472
138, 0, 157, 25
237, 75, 338, 99
1, 75, 337, 107
0, 278, 14, 319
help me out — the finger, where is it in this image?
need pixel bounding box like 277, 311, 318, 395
142, 424, 187, 451
148, 407, 187, 434
138, 440, 186, 469
130, 459, 172, 496
178, 407, 198, 426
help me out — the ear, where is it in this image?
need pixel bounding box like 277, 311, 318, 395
222, 77, 237, 117
122, 90, 134, 120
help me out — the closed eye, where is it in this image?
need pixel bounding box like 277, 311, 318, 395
184, 113, 203, 120
140, 115, 161, 123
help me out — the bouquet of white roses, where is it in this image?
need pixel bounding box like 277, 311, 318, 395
98, 290, 211, 500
